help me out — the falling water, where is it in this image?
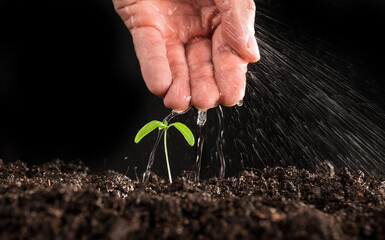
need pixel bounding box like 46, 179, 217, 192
197, 110, 207, 126
194, 125, 205, 182
237, 100, 244, 107
194, 107, 228, 181
216, 105, 226, 178
220, 3, 385, 176
194, 110, 207, 182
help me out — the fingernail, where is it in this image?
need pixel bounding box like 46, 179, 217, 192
247, 36, 260, 61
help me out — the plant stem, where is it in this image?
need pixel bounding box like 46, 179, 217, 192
164, 127, 172, 183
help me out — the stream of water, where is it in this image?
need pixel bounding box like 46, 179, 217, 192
221, 5, 385, 176
194, 125, 205, 182
216, 106, 226, 178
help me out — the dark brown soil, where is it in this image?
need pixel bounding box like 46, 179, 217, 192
1, 159, 385, 240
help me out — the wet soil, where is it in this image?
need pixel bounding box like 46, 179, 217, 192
1, 159, 385, 240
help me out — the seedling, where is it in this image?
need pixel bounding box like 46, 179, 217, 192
134, 120, 195, 183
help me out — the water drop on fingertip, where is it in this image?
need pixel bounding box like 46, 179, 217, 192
173, 110, 183, 114
237, 100, 244, 107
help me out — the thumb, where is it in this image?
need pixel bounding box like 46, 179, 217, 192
214, 0, 260, 62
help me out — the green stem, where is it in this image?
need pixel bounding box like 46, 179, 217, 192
164, 127, 172, 183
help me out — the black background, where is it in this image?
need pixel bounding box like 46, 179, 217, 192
0, 0, 384, 175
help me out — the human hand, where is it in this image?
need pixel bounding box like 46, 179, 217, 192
113, 0, 260, 111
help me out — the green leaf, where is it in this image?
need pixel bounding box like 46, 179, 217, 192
134, 120, 162, 143
170, 122, 195, 146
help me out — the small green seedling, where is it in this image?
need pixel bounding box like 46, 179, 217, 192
135, 120, 195, 183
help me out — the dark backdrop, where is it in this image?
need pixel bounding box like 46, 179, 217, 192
0, 0, 384, 176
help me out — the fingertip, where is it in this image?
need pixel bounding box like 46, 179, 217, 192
217, 70, 246, 107
219, 89, 245, 107
163, 95, 191, 111
163, 82, 191, 111
246, 36, 261, 63
191, 83, 220, 110
216, 71, 246, 107
227, 34, 260, 63
147, 82, 170, 99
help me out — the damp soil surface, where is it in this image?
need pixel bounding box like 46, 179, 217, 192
1, 159, 385, 240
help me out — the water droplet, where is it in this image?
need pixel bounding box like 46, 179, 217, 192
197, 110, 207, 126
172, 107, 190, 115
237, 100, 244, 107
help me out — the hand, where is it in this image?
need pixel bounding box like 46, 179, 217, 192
113, 0, 260, 111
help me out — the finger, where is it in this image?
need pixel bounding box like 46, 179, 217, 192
187, 38, 220, 110
163, 39, 191, 111
214, 0, 260, 63
131, 27, 172, 97
213, 27, 248, 107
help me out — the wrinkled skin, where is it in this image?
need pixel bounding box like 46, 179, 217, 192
113, 0, 260, 111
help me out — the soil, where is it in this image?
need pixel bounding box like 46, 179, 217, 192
1, 159, 385, 240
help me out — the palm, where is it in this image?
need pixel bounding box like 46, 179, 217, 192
113, 0, 259, 110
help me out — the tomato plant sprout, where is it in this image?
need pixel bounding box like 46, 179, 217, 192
134, 120, 195, 183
